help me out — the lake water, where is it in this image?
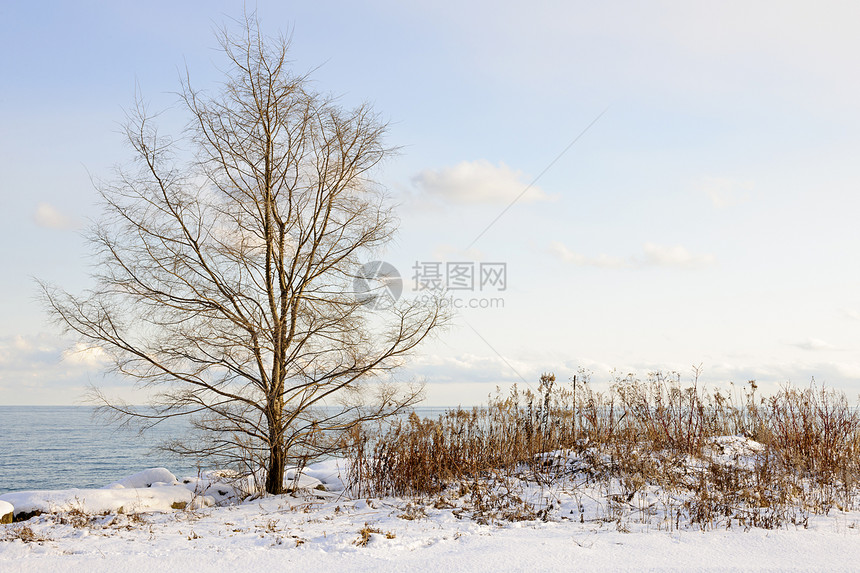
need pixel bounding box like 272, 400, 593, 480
0, 406, 450, 494
0, 406, 199, 495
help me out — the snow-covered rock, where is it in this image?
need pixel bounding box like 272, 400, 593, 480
179, 470, 255, 505
284, 460, 347, 493
284, 471, 324, 491
299, 459, 347, 492
0, 500, 12, 524
106, 468, 179, 489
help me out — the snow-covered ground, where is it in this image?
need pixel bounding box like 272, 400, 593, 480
3, 456, 860, 571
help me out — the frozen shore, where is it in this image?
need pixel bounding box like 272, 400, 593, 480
3, 458, 860, 571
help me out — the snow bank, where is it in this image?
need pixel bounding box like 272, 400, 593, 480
0, 461, 349, 521
285, 470, 324, 491
6, 458, 860, 573
107, 468, 179, 489
0, 485, 207, 517
0, 467, 237, 517
296, 459, 347, 492
179, 470, 254, 505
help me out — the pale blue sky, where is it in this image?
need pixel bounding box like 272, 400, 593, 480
2, 1, 860, 405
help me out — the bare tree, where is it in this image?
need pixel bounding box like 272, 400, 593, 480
41, 17, 446, 495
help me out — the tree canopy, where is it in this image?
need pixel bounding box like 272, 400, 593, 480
43, 17, 447, 494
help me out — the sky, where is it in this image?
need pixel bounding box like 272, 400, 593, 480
2, 0, 860, 405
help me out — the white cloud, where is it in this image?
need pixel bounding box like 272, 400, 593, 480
399, 350, 860, 406
429, 244, 485, 263
33, 202, 79, 230
840, 308, 860, 321
540, 358, 860, 398
0, 333, 146, 405
0, 334, 58, 369
789, 338, 841, 352
698, 177, 753, 208
62, 342, 111, 367
698, 360, 860, 396
411, 160, 552, 205
640, 242, 716, 269
0, 334, 102, 386
406, 353, 540, 386
547, 241, 626, 268
548, 241, 715, 270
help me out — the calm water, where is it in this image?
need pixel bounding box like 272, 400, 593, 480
0, 406, 199, 495
0, 406, 450, 495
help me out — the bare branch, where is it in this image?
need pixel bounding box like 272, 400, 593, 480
43, 14, 449, 495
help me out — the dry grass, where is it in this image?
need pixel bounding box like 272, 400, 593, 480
347, 371, 860, 530
1, 525, 50, 543
353, 523, 395, 546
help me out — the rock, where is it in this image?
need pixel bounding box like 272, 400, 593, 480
107, 468, 179, 489
13, 509, 41, 522
283, 471, 324, 492
0, 500, 14, 524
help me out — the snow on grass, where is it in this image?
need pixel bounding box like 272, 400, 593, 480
3, 451, 860, 571
3, 480, 860, 571
704, 435, 765, 470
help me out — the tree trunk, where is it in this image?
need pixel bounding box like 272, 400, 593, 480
265, 441, 285, 495
265, 397, 285, 494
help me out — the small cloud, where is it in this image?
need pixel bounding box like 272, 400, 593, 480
639, 243, 716, 269
0, 334, 57, 368
33, 202, 79, 230
429, 244, 485, 263
0, 333, 151, 405
412, 160, 553, 205
789, 338, 840, 351
547, 241, 627, 268
840, 308, 860, 321
62, 342, 110, 367
549, 241, 715, 270
698, 177, 753, 209
407, 353, 538, 385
